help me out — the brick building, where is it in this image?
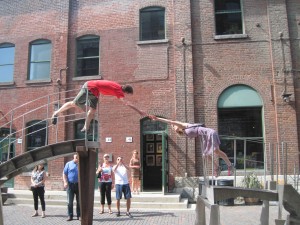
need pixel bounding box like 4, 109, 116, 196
0, 0, 299, 192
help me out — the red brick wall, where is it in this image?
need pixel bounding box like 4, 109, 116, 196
0, 0, 299, 191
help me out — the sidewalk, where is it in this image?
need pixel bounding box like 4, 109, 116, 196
2, 202, 288, 225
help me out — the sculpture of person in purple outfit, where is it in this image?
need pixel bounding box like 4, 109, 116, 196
150, 116, 234, 177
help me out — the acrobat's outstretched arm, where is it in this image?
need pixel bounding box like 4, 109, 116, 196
150, 116, 188, 130
119, 98, 147, 117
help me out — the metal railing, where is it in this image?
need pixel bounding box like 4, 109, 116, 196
0, 87, 98, 165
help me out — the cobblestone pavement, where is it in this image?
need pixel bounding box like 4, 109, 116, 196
2, 203, 288, 225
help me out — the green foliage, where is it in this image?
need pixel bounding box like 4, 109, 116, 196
241, 172, 262, 189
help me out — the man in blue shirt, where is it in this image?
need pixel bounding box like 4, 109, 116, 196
63, 154, 80, 221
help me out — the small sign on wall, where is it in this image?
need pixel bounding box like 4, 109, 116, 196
105, 137, 112, 143
126, 137, 133, 143
17, 138, 22, 144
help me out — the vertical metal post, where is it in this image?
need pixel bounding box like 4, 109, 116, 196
270, 142, 274, 181
211, 136, 214, 184
276, 143, 279, 183
0, 192, 3, 225
45, 96, 50, 146
281, 142, 285, 184
263, 142, 267, 188
233, 139, 237, 187
22, 115, 25, 154
284, 142, 287, 184
7, 111, 14, 160
77, 146, 97, 225
243, 139, 246, 176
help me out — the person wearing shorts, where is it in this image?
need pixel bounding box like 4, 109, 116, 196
112, 156, 133, 218
51, 80, 146, 132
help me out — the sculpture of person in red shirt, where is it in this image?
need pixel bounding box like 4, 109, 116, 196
51, 80, 146, 132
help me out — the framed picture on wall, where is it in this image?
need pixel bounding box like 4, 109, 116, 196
146, 134, 154, 141
156, 143, 162, 153
156, 155, 162, 166
146, 143, 154, 153
146, 155, 155, 166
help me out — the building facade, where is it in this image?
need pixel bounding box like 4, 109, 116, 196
0, 0, 299, 192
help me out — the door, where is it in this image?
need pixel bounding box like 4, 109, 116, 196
0, 136, 15, 188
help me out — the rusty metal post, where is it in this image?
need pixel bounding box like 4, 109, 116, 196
77, 146, 97, 225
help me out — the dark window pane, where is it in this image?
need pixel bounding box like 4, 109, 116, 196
215, 0, 241, 11
218, 108, 262, 137
0, 45, 14, 82
216, 13, 242, 35
76, 58, 99, 77
76, 36, 99, 77
26, 121, 47, 151
74, 119, 98, 141
140, 7, 165, 41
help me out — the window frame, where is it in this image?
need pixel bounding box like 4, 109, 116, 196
28, 39, 52, 81
139, 6, 166, 41
75, 35, 100, 77
0, 43, 15, 83
214, 0, 247, 39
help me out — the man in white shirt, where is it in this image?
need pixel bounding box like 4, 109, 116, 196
112, 156, 133, 218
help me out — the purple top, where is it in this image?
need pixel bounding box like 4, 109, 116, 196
184, 124, 220, 156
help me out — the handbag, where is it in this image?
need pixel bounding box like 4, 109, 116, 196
97, 171, 102, 179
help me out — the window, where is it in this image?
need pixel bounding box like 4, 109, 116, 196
218, 85, 264, 170
76, 35, 100, 77
215, 0, 243, 35
140, 7, 165, 41
28, 40, 52, 80
0, 43, 15, 82
74, 119, 98, 141
26, 120, 47, 151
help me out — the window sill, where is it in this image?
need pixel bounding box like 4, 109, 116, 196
214, 34, 248, 40
0, 81, 15, 87
72, 75, 103, 81
25, 79, 52, 84
137, 39, 169, 45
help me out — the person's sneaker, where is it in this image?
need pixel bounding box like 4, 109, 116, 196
228, 164, 235, 176
116, 211, 121, 217
51, 115, 58, 125
126, 212, 133, 218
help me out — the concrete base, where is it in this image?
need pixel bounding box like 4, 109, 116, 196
275, 219, 286, 225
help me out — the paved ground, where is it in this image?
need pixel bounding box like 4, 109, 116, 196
2, 203, 288, 225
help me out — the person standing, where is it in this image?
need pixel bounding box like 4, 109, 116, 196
63, 154, 80, 221
51, 80, 147, 132
129, 150, 140, 194
96, 153, 113, 214
30, 164, 46, 218
112, 156, 133, 218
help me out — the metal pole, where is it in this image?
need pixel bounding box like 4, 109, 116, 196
276, 143, 279, 183
244, 139, 246, 176
22, 115, 25, 154
284, 142, 287, 184
234, 139, 237, 187
211, 135, 214, 185
7, 110, 14, 160
45, 96, 50, 146
270, 142, 274, 181
281, 142, 285, 184
263, 142, 267, 188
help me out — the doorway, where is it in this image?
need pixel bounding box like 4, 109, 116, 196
141, 118, 167, 192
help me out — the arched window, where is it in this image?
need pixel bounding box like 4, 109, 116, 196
140, 7, 165, 41
26, 120, 47, 151
76, 35, 100, 77
0, 43, 15, 82
28, 39, 52, 80
218, 85, 264, 169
